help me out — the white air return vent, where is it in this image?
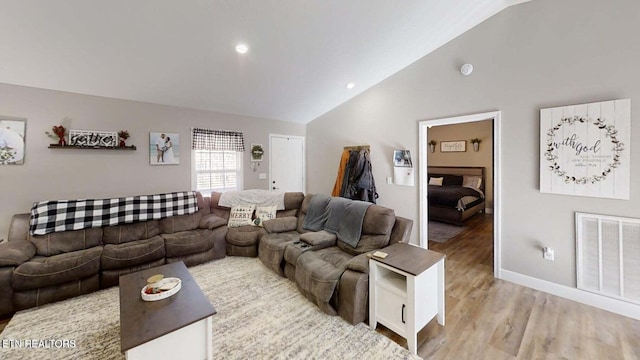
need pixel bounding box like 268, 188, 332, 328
576, 213, 640, 304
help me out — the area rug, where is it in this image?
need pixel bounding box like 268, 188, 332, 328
428, 220, 465, 243
1, 257, 421, 360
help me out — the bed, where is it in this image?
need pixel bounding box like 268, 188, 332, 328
427, 166, 486, 226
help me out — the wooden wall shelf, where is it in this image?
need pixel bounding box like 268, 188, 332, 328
48, 144, 137, 150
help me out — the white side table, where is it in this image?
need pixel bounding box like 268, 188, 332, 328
369, 242, 445, 355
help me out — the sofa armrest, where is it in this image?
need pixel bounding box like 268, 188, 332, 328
199, 214, 227, 230
8, 213, 30, 242
263, 216, 298, 233
299, 230, 336, 250
0, 241, 36, 267
344, 252, 372, 274
389, 216, 413, 245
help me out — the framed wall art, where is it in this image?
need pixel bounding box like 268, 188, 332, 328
540, 99, 630, 199
393, 149, 413, 167
0, 116, 26, 165
440, 140, 466, 152
69, 129, 118, 147
150, 132, 180, 165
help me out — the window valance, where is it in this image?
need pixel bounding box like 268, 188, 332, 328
192, 128, 245, 152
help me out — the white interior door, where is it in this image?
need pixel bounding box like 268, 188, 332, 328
269, 134, 305, 192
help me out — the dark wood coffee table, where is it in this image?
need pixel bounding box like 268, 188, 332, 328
119, 261, 216, 359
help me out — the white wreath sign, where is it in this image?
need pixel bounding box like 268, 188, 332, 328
540, 99, 630, 199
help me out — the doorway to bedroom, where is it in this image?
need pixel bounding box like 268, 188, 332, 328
418, 111, 500, 277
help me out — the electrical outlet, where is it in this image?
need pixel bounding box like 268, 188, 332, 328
543, 247, 555, 261
386, 176, 392, 184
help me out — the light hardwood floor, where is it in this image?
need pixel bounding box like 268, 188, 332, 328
376, 214, 640, 359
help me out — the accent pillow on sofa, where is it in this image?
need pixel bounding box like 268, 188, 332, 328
428, 177, 443, 186
253, 205, 278, 227
228, 204, 256, 228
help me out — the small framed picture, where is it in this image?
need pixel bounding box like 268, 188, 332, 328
440, 140, 466, 152
393, 150, 412, 167
150, 132, 180, 165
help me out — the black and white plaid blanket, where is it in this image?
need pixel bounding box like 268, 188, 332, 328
29, 191, 199, 236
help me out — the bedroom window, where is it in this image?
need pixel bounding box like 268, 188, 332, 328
192, 128, 245, 193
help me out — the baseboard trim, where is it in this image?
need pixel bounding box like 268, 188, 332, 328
500, 269, 640, 321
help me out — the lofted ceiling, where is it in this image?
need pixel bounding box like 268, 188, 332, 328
0, 0, 530, 124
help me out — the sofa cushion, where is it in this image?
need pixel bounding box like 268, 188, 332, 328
300, 231, 337, 246
13, 274, 100, 310
226, 226, 265, 246
337, 234, 390, 256
0, 268, 14, 315
316, 247, 354, 269
101, 236, 166, 270
295, 251, 346, 315
259, 232, 299, 275
276, 192, 304, 218
159, 210, 203, 234
227, 205, 255, 228
296, 194, 313, 233
344, 252, 372, 274
0, 241, 36, 266
198, 214, 227, 230
12, 246, 103, 290
162, 229, 217, 258
102, 220, 160, 245
29, 227, 103, 257
362, 205, 396, 235
283, 192, 305, 210
263, 217, 298, 233
100, 258, 166, 288
336, 205, 395, 256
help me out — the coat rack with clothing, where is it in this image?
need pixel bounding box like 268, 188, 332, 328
331, 145, 379, 203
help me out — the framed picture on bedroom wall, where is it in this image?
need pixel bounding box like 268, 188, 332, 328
440, 140, 466, 152
150, 132, 180, 165
540, 99, 630, 199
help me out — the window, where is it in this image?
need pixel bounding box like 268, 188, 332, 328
192, 128, 245, 194
194, 150, 242, 193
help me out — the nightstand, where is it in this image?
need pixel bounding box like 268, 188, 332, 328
369, 242, 445, 355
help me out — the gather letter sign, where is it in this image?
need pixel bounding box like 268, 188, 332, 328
540, 99, 630, 199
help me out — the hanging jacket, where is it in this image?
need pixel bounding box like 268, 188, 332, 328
340, 150, 359, 198
344, 149, 378, 204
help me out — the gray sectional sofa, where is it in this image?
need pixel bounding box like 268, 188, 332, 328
0, 192, 226, 316
0, 191, 412, 326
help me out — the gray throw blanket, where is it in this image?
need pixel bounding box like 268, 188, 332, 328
303, 194, 331, 231
303, 194, 371, 247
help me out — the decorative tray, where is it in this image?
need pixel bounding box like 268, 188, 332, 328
141, 277, 182, 301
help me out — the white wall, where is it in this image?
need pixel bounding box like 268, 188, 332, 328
0, 83, 305, 239
307, 0, 640, 287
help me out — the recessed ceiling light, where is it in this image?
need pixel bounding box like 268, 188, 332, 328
346, 82, 355, 89
235, 43, 249, 54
